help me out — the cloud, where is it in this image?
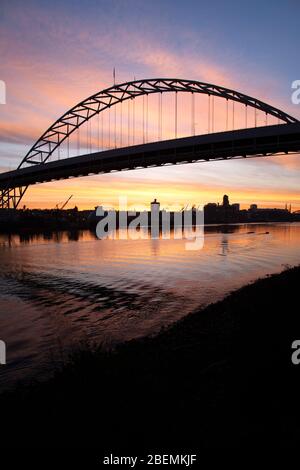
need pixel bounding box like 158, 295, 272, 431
0, 0, 299, 208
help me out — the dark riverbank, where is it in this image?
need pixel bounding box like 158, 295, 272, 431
0, 206, 297, 234
1, 266, 300, 450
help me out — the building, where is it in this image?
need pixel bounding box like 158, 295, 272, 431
223, 194, 230, 207
151, 198, 160, 212
232, 203, 240, 212
204, 195, 243, 223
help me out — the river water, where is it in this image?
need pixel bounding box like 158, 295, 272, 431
0, 222, 300, 390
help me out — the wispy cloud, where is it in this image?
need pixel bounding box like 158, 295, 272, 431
0, 0, 299, 208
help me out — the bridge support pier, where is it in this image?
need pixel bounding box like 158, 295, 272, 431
0, 187, 28, 209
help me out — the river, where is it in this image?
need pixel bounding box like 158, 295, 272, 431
1, 222, 300, 390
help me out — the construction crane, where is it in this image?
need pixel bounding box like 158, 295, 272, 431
55, 195, 73, 210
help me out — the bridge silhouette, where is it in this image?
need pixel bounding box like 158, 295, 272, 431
0, 78, 299, 209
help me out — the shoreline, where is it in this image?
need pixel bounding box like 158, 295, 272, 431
0, 219, 298, 232
0, 220, 297, 238
1, 265, 300, 448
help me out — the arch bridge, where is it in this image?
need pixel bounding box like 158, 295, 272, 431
0, 78, 299, 209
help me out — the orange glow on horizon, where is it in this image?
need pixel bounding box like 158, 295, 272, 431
20, 175, 300, 212
1, 14, 300, 213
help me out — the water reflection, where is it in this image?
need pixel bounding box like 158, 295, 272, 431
0, 222, 300, 389
220, 235, 229, 256
0, 229, 97, 247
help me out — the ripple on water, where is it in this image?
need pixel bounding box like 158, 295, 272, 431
1, 223, 300, 389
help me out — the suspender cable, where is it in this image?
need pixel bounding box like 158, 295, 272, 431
212, 95, 214, 133
120, 100, 123, 148
89, 118, 92, 152
161, 92, 163, 140
232, 101, 235, 130
90, 119, 93, 152
108, 107, 111, 149
158, 92, 162, 140
77, 126, 80, 155
175, 91, 178, 139
191, 92, 195, 136
128, 98, 130, 146
146, 93, 149, 143
114, 101, 117, 148
101, 112, 103, 150
133, 96, 135, 145
226, 99, 228, 131
86, 120, 88, 153
158, 93, 160, 140
208, 94, 211, 133
160, 92, 162, 140
142, 94, 145, 144
97, 112, 100, 150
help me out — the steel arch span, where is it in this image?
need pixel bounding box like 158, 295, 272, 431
0, 78, 298, 208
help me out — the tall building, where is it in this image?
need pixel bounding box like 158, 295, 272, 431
204, 195, 243, 223
232, 203, 240, 212
223, 194, 229, 207
151, 198, 160, 212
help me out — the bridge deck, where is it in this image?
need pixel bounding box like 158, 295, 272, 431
1, 123, 300, 190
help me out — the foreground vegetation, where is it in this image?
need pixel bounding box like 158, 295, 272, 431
1, 266, 300, 449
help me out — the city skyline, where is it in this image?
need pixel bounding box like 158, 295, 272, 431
15, 193, 295, 213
